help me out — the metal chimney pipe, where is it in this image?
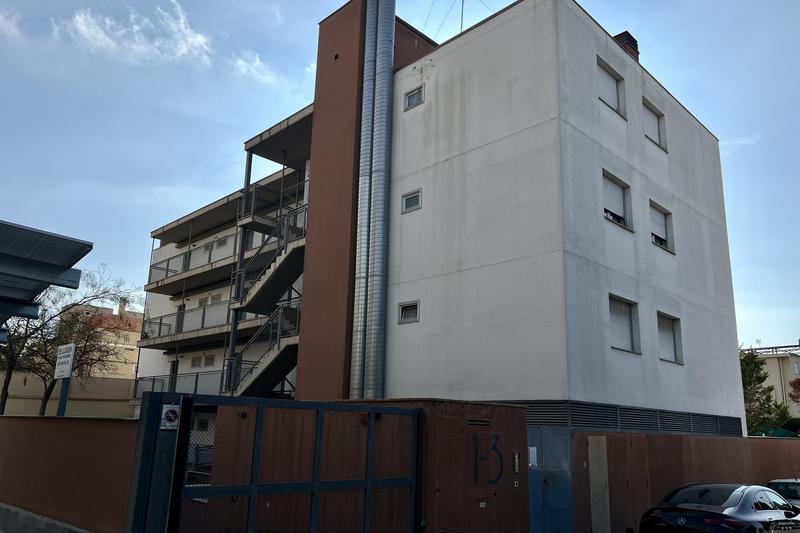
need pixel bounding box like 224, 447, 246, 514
349, 0, 379, 399
363, 0, 395, 399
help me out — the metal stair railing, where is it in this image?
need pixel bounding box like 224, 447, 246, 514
224, 298, 302, 393
233, 204, 307, 304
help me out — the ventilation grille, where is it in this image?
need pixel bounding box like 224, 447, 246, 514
690, 413, 719, 435
524, 401, 569, 427
467, 419, 490, 427
718, 416, 743, 437
571, 402, 619, 431
659, 411, 691, 433
619, 407, 659, 432
518, 400, 742, 437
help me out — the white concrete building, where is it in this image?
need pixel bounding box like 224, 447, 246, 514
135, 0, 745, 435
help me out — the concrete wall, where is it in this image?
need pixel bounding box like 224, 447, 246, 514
0, 416, 137, 533
0, 372, 134, 417
555, 0, 744, 420
387, 0, 567, 400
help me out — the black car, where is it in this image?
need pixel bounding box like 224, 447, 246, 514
640, 483, 800, 531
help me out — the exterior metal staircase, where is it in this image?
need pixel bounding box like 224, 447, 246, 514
230, 204, 307, 315
223, 298, 301, 397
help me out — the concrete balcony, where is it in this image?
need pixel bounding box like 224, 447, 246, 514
139, 300, 267, 351
145, 233, 279, 297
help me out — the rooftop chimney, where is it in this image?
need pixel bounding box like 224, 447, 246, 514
613, 31, 639, 62
118, 298, 128, 317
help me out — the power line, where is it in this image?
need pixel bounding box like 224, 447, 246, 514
422, 0, 437, 32
434, 0, 458, 39
476, 0, 494, 13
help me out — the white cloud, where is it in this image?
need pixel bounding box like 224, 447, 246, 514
52, 0, 211, 66
305, 62, 316, 75
0, 8, 23, 40
721, 131, 763, 148
232, 50, 279, 85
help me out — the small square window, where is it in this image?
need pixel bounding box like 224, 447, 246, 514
195, 418, 209, 431
398, 301, 419, 324
204, 354, 216, 367
609, 295, 639, 353
650, 201, 674, 252
404, 86, 424, 111
597, 58, 625, 116
216, 237, 228, 249
191, 356, 202, 368
657, 313, 682, 363
643, 99, 666, 149
198, 297, 208, 308
603, 171, 631, 229
402, 189, 422, 214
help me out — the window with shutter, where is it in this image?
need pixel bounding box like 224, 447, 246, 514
603, 175, 627, 226
643, 101, 663, 147
650, 203, 671, 249
609, 296, 635, 352
658, 313, 681, 362
598, 63, 620, 111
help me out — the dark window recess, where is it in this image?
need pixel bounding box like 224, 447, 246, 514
604, 208, 626, 226
652, 233, 668, 247
399, 301, 419, 324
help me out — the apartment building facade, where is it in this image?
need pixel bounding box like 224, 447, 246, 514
754, 344, 800, 418
136, 0, 745, 434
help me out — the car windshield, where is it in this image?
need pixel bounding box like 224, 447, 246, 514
768, 483, 800, 501
662, 485, 745, 511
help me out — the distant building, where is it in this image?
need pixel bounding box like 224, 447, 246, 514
135, 0, 744, 436
755, 343, 800, 417
65, 300, 143, 379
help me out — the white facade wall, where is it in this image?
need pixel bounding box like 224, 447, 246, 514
386, 0, 567, 400
386, 0, 744, 420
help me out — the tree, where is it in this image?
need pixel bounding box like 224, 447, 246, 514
788, 378, 800, 407
0, 267, 137, 415
740, 349, 791, 432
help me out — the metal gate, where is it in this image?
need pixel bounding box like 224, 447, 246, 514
127, 392, 419, 533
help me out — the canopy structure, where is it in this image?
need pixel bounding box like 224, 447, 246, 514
0, 220, 93, 343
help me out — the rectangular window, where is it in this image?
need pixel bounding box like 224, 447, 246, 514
597, 58, 624, 115
609, 296, 638, 353
603, 172, 629, 228
650, 202, 673, 251
191, 356, 202, 368
643, 100, 665, 148
404, 86, 424, 111
657, 313, 682, 363
210, 294, 222, 305
398, 301, 419, 324
198, 297, 208, 307
402, 189, 422, 214
204, 354, 215, 367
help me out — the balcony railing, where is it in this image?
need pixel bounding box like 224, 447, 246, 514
142, 300, 264, 340
147, 228, 281, 284
133, 370, 224, 399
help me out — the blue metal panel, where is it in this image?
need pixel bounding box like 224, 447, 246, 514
0, 253, 82, 290
0, 298, 39, 319
0, 328, 6, 343
528, 428, 573, 533
541, 428, 573, 533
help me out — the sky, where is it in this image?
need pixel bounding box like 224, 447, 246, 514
0, 0, 797, 347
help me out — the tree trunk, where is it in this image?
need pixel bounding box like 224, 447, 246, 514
0, 355, 17, 416
38, 380, 57, 416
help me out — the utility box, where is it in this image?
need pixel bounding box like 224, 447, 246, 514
374, 399, 529, 533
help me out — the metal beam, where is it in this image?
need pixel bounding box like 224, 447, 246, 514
0, 298, 40, 319
0, 253, 82, 290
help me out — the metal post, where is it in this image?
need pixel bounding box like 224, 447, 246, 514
245, 405, 265, 533
226, 151, 253, 390
309, 409, 324, 533
363, 412, 375, 533
165, 395, 194, 533
56, 377, 70, 416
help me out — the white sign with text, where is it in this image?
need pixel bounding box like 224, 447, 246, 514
54, 343, 75, 380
